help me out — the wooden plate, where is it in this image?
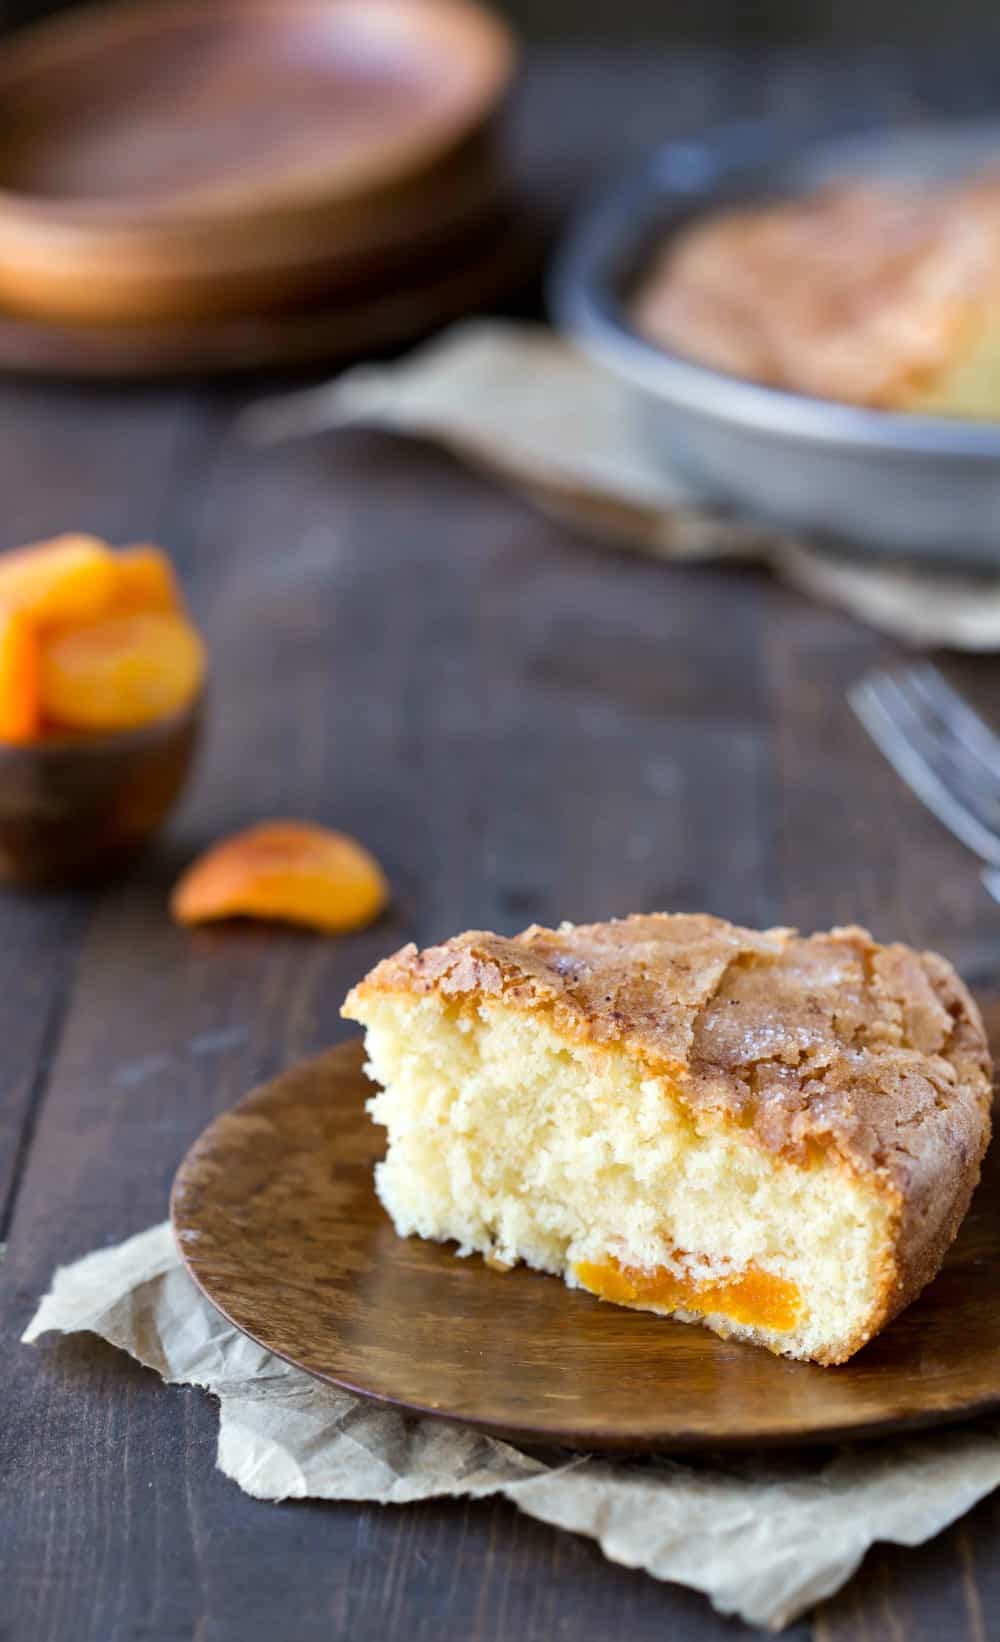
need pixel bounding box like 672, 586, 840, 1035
0, 0, 515, 321
0, 134, 505, 323
0, 0, 513, 218
0, 216, 535, 376
171, 1037, 1000, 1452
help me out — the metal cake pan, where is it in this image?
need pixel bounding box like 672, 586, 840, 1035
551, 120, 1000, 569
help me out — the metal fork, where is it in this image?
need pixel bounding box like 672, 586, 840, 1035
848, 663, 1000, 903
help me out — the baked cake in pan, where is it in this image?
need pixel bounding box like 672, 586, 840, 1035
633, 176, 1000, 416
343, 914, 992, 1364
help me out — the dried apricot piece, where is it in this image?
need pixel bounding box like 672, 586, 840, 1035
0, 534, 117, 628
110, 545, 183, 615
170, 822, 389, 933
40, 610, 206, 732
0, 609, 40, 743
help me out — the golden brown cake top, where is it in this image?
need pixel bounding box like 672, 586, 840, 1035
345, 913, 992, 1196
631, 174, 1000, 407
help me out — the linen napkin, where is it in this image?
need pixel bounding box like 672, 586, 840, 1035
244, 321, 1000, 651
23, 1222, 1000, 1633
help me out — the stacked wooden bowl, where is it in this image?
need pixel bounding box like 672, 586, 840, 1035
0, 0, 521, 374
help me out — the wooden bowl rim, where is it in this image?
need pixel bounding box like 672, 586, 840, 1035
0, 685, 205, 763
0, 0, 516, 227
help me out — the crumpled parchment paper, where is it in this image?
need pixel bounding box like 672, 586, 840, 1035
243, 321, 1000, 651
23, 1222, 1000, 1632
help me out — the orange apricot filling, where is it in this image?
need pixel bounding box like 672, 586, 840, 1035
170, 821, 389, 934
575, 1253, 802, 1333
39, 610, 205, 732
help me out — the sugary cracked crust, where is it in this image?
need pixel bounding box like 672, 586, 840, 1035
632, 176, 1000, 408
345, 913, 993, 1361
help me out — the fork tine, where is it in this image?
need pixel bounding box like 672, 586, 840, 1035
876, 669, 1000, 826
849, 674, 1000, 865
860, 668, 1000, 816
905, 664, 1000, 770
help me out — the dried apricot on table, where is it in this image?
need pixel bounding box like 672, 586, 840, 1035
0, 534, 117, 628
40, 610, 206, 732
110, 545, 183, 615
171, 822, 389, 933
0, 609, 40, 743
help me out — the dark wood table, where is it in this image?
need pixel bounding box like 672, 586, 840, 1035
5, 47, 1000, 1642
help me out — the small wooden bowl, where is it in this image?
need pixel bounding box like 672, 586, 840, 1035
0, 693, 203, 887
0, 0, 516, 323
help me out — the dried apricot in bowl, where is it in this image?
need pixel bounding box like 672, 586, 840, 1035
0, 534, 117, 627
171, 822, 389, 934
40, 609, 206, 732
0, 609, 40, 743
109, 545, 183, 615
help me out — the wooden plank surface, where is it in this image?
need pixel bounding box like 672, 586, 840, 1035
4, 46, 1000, 1642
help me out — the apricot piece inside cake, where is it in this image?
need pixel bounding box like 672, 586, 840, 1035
342, 914, 992, 1365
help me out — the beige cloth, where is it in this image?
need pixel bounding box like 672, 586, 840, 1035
23, 1222, 1000, 1633
243, 321, 1000, 652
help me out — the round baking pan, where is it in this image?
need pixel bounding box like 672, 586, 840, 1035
551, 119, 1000, 568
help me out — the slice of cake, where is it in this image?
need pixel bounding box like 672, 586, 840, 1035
342, 914, 992, 1364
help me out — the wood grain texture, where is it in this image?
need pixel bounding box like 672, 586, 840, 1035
5, 43, 1000, 1642
172, 1035, 1000, 1451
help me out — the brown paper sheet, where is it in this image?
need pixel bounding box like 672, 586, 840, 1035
243, 321, 1000, 651
23, 1223, 1000, 1632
